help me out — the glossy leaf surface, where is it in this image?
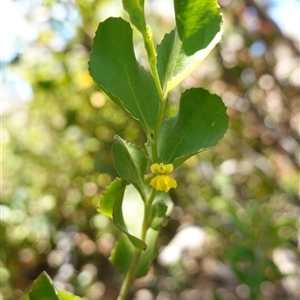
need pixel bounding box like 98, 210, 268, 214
25, 272, 60, 300
174, 0, 222, 55
22, 272, 82, 300
156, 88, 228, 165
113, 183, 147, 250
157, 0, 222, 92
123, 0, 146, 36
89, 17, 159, 133
98, 178, 146, 250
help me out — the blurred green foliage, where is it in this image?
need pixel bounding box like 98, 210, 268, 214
2, 0, 299, 300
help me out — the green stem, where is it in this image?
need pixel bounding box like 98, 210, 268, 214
151, 94, 168, 162
116, 188, 157, 300
142, 188, 157, 237
144, 26, 163, 100
144, 26, 169, 162
117, 25, 165, 300
116, 248, 142, 300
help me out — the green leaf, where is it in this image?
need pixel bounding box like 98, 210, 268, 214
174, 0, 222, 55
112, 135, 147, 199
58, 290, 83, 300
98, 178, 146, 250
111, 229, 159, 277
28, 272, 61, 300
98, 177, 125, 219
110, 232, 136, 275
21, 292, 30, 300
157, 0, 222, 93
23, 273, 82, 300
123, 0, 146, 36
110, 185, 173, 277
157, 88, 228, 165
89, 17, 159, 133
113, 183, 146, 250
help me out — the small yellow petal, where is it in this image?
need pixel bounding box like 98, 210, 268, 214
150, 163, 174, 175
150, 174, 177, 192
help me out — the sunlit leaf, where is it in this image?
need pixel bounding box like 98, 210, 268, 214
89, 17, 159, 133
98, 177, 125, 219
123, 0, 146, 36
21, 292, 30, 300
157, 0, 222, 93
58, 290, 83, 300
174, 0, 222, 55
156, 88, 228, 165
28, 272, 61, 300
113, 183, 147, 250
110, 185, 173, 277
98, 178, 146, 250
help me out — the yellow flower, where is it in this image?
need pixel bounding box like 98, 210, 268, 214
150, 163, 174, 175
150, 163, 177, 192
